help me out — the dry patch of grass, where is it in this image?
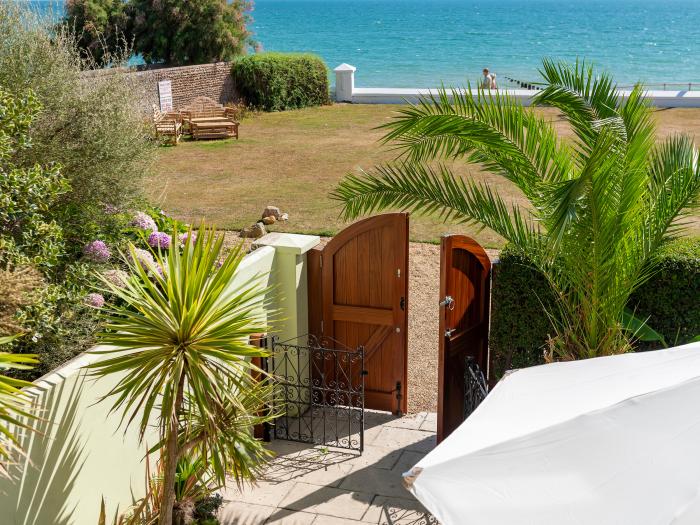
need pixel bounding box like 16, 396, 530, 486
149, 104, 700, 247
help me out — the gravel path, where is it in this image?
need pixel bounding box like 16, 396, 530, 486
406, 242, 441, 413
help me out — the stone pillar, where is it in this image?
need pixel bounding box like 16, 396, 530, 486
253, 232, 320, 343
334, 63, 356, 103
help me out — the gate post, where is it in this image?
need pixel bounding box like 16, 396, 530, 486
253, 233, 320, 342
253, 233, 321, 419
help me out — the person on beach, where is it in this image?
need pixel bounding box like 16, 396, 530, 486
490, 72, 498, 89
481, 68, 492, 89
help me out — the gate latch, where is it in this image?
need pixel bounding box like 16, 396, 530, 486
439, 295, 455, 310
445, 328, 456, 338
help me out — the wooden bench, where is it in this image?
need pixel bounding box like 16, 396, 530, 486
180, 97, 240, 140
152, 105, 183, 145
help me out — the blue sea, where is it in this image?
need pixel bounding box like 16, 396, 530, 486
27, 0, 700, 88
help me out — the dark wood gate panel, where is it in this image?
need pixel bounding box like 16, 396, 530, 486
438, 234, 491, 442
308, 213, 409, 415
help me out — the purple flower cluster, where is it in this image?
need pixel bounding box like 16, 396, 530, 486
102, 269, 128, 288
132, 247, 155, 270
83, 240, 111, 263
85, 293, 105, 308
131, 211, 158, 232
179, 232, 197, 245
148, 232, 172, 249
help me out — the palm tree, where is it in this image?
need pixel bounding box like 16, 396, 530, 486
334, 59, 700, 360
89, 227, 275, 525
0, 334, 37, 480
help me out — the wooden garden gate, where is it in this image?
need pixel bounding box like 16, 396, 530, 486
308, 213, 409, 415
437, 234, 492, 442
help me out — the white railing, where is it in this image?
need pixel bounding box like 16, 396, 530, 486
334, 64, 700, 108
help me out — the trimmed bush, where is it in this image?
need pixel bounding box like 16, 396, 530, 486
630, 238, 700, 350
232, 52, 331, 111
490, 238, 700, 379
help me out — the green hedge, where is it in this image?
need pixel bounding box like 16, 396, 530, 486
232, 52, 331, 111
489, 238, 700, 379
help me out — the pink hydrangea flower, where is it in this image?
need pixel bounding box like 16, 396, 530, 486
85, 293, 105, 308
148, 232, 172, 249
84, 240, 111, 263
131, 211, 158, 232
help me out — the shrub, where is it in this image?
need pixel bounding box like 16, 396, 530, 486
630, 238, 700, 350
232, 53, 331, 111
490, 238, 700, 379
0, 4, 159, 378
0, 3, 154, 237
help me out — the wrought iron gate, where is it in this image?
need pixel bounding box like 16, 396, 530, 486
464, 356, 488, 420
266, 335, 366, 452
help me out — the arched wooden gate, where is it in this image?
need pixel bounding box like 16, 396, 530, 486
308, 213, 409, 415
438, 234, 492, 442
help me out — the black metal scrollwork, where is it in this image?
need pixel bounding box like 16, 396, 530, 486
464, 356, 488, 420
266, 335, 365, 453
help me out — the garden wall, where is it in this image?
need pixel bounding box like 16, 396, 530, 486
0, 233, 320, 525
81, 62, 238, 113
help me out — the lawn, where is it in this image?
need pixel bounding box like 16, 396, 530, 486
149, 104, 700, 247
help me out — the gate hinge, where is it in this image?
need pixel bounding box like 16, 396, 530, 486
319, 254, 322, 269
320, 319, 324, 333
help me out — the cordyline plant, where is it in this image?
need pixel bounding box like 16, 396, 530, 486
0, 334, 37, 480
89, 226, 275, 525
334, 59, 700, 360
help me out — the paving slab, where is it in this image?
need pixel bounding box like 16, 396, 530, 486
370, 426, 437, 453
390, 451, 426, 478
218, 501, 276, 524
221, 412, 439, 525
382, 412, 428, 430
263, 441, 356, 487
338, 463, 413, 499
363, 495, 436, 524
221, 479, 294, 508
280, 482, 374, 520
419, 412, 437, 432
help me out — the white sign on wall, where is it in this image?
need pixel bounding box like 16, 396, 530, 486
158, 80, 173, 111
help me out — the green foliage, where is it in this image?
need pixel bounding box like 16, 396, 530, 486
631, 238, 700, 349
0, 2, 154, 231
232, 53, 331, 111
130, 0, 254, 65
0, 89, 69, 268
334, 59, 700, 361
490, 238, 700, 378
63, 0, 130, 65
89, 226, 275, 525
489, 247, 556, 379
0, 4, 157, 377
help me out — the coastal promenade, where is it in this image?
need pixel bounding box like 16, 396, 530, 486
333, 64, 700, 108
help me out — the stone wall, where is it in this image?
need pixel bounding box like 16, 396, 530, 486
81, 61, 237, 113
